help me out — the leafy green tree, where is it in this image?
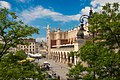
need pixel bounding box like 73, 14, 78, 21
0, 53, 45, 80
67, 62, 86, 79
68, 41, 120, 80
68, 3, 120, 80
88, 3, 120, 50
15, 50, 27, 60
80, 43, 120, 80
0, 8, 39, 59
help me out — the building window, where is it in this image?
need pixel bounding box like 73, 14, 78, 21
33, 49, 34, 51
30, 49, 31, 51
30, 46, 31, 48
21, 46, 22, 48
24, 46, 25, 48
33, 46, 34, 48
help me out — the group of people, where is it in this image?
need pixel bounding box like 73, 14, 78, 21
42, 62, 60, 80
40, 63, 50, 71
48, 70, 60, 80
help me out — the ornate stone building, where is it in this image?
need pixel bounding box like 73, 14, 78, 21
47, 24, 90, 65
36, 41, 47, 56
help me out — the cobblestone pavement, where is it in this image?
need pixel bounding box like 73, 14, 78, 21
34, 58, 70, 80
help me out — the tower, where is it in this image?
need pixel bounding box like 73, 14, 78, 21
56, 27, 61, 48
46, 24, 51, 59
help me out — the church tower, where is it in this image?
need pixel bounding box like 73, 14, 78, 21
56, 27, 61, 48
46, 24, 51, 59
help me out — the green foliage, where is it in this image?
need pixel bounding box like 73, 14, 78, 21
67, 62, 86, 79
0, 53, 45, 80
68, 43, 120, 80
69, 51, 77, 57
68, 3, 120, 80
0, 8, 39, 59
15, 50, 27, 60
80, 44, 120, 79
0, 43, 3, 52
88, 3, 120, 49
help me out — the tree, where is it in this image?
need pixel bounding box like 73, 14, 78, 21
68, 3, 120, 80
80, 43, 120, 80
88, 3, 120, 50
15, 50, 27, 60
0, 8, 39, 59
0, 53, 45, 80
67, 62, 86, 79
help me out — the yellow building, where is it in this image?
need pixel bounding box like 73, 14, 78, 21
46, 24, 90, 65
17, 38, 37, 53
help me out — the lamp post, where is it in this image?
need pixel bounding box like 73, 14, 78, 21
77, 8, 93, 39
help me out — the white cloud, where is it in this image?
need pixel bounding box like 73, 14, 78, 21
42, 26, 47, 29
19, 6, 81, 23
80, 0, 120, 16
91, 0, 120, 12
32, 25, 47, 29
91, 0, 120, 7
19, 0, 120, 23
36, 37, 46, 42
0, 1, 11, 9
81, 6, 91, 15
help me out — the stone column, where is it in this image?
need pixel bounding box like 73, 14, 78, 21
61, 53, 63, 63
56, 53, 59, 62
65, 52, 68, 64
51, 52, 53, 60
50, 52, 52, 59
52, 52, 55, 60
70, 57, 72, 63
60, 52, 62, 62
74, 55, 77, 65
56, 53, 58, 62
62, 53, 65, 63
66, 57, 68, 64
54, 52, 56, 61
55, 52, 57, 62
59, 53, 60, 62
58, 52, 60, 62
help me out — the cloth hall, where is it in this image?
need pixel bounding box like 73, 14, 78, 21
46, 24, 90, 65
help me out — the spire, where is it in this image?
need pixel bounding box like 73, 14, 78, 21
47, 24, 50, 30
58, 27, 60, 30
89, 7, 93, 17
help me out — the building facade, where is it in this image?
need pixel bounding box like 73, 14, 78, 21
47, 24, 90, 65
36, 41, 47, 54
17, 38, 37, 53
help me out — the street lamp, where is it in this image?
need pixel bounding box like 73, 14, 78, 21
77, 7, 93, 39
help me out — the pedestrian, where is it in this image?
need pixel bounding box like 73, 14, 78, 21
57, 76, 60, 80
52, 71, 54, 76
61, 66, 62, 69
48, 74, 52, 78
46, 65, 50, 70
54, 73, 56, 76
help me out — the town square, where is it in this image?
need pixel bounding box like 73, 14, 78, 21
0, 0, 120, 80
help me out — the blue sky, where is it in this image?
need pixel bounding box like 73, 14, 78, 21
0, 0, 120, 42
